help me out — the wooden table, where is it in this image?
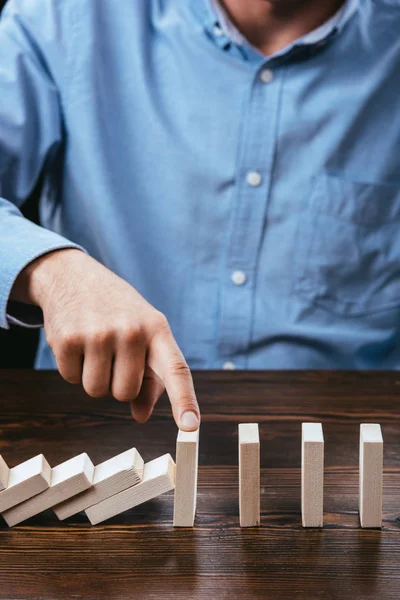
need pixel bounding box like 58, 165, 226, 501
0, 370, 399, 599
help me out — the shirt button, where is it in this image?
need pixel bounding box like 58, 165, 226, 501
214, 24, 224, 37
260, 68, 274, 84
246, 171, 262, 187
231, 270, 247, 286
223, 361, 236, 370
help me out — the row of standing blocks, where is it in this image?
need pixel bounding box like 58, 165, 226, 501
240, 422, 383, 529
0, 423, 383, 528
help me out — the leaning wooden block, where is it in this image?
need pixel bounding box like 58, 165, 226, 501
239, 423, 260, 527
302, 423, 324, 528
2, 453, 94, 527
173, 428, 199, 527
53, 448, 144, 520
0, 455, 51, 513
359, 424, 383, 528
86, 453, 176, 525
0, 456, 10, 491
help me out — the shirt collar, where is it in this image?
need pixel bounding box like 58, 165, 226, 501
206, 0, 360, 50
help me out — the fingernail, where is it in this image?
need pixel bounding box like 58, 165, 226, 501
180, 411, 199, 431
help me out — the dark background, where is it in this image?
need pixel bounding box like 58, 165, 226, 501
0, 0, 41, 368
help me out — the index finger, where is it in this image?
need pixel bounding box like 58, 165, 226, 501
147, 327, 200, 431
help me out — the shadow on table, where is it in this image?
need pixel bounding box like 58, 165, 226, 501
239, 526, 383, 600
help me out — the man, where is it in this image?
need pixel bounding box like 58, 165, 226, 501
0, 0, 399, 429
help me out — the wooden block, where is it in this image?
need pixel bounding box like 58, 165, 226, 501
301, 423, 324, 528
53, 448, 144, 520
85, 453, 176, 525
173, 428, 199, 527
359, 423, 383, 528
0, 456, 10, 491
0, 455, 51, 513
3, 453, 94, 527
239, 423, 260, 527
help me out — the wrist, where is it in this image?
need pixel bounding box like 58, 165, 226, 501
11, 248, 84, 307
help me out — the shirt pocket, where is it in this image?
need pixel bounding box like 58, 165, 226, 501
293, 174, 400, 317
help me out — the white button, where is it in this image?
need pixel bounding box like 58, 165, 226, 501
247, 171, 262, 187
260, 69, 274, 84
231, 270, 247, 286
214, 25, 224, 37
223, 361, 236, 370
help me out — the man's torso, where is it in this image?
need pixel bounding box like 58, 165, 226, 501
8, 0, 400, 369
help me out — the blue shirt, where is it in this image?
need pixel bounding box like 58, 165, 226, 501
1, 0, 400, 370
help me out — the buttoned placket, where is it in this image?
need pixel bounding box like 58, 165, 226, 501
217, 60, 283, 369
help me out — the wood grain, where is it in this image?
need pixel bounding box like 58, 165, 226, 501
0, 370, 400, 599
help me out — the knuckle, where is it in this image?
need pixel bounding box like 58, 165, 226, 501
56, 329, 82, 352
112, 380, 142, 403
181, 398, 199, 413
121, 324, 144, 345
86, 327, 113, 347
113, 390, 135, 402
84, 384, 108, 399
62, 372, 81, 385
169, 360, 191, 377
150, 311, 170, 334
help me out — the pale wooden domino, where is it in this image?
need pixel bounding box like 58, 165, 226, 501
173, 428, 199, 527
0, 456, 10, 491
2, 453, 94, 527
301, 423, 324, 528
359, 424, 383, 528
0, 455, 51, 513
53, 448, 144, 520
86, 453, 176, 525
239, 423, 260, 527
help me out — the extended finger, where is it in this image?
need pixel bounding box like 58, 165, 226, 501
147, 328, 200, 431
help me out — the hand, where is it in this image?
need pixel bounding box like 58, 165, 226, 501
12, 249, 200, 430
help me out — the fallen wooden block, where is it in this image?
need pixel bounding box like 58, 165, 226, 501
239, 423, 260, 527
173, 428, 199, 527
0, 455, 51, 513
2, 453, 94, 527
0, 456, 9, 491
85, 453, 176, 525
53, 448, 144, 520
359, 423, 383, 528
301, 423, 324, 528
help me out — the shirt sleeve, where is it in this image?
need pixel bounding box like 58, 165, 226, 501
0, 0, 84, 330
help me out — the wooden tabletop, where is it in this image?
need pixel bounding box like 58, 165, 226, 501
0, 370, 399, 600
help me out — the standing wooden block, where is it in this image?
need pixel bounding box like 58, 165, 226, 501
2, 453, 94, 527
0, 456, 9, 491
53, 448, 144, 520
0, 455, 51, 513
239, 423, 260, 527
173, 428, 199, 527
86, 453, 176, 525
301, 423, 324, 528
359, 423, 383, 528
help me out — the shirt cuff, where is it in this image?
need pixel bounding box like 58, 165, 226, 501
6, 302, 44, 328
1, 242, 86, 330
